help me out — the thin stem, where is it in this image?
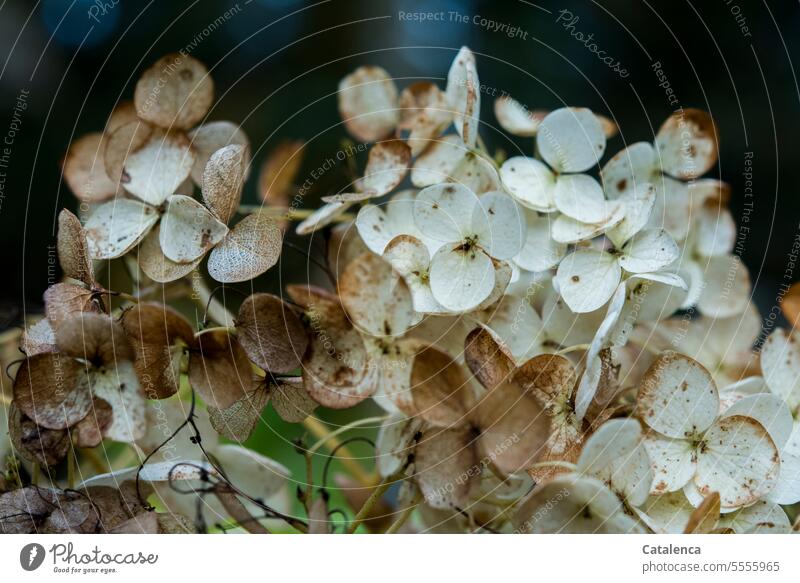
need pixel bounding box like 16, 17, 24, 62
307, 415, 388, 455
195, 326, 236, 339
302, 417, 373, 486
385, 491, 422, 534
67, 447, 76, 489
191, 277, 235, 328
347, 471, 402, 534
554, 343, 590, 356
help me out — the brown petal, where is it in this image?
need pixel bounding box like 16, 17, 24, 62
357, 139, 411, 197
0, 486, 61, 533
62, 133, 118, 203
398, 82, 452, 155
270, 377, 317, 423
13, 354, 92, 430
188, 331, 253, 409
208, 382, 270, 442
57, 209, 94, 285
515, 353, 577, 402
684, 491, 720, 534
236, 293, 307, 374
258, 139, 305, 215
202, 144, 247, 224
43, 494, 99, 533
121, 302, 194, 347
206, 213, 282, 283
21, 318, 57, 356
407, 345, 472, 427
109, 512, 160, 534
655, 108, 719, 180
43, 283, 105, 330
338, 252, 414, 338
780, 281, 800, 330
72, 397, 114, 448
474, 382, 550, 476
55, 312, 134, 365
8, 405, 71, 466
134, 53, 214, 130
286, 285, 376, 409
414, 426, 477, 509
338, 66, 398, 143
464, 327, 515, 390
105, 100, 139, 135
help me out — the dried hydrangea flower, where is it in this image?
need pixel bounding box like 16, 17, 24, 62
637, 352, 780, 508
13, 312, 146, 444
410, 184, 523, 312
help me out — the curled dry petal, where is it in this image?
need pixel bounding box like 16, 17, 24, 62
57, 209, 94, 285
494, 96, 546, 137
445, 46, 480, 148
44, 283, 105, 329
202, 144, 247, 224
235, 293, 307, 374
55, 312, 134, 364
338, 66, 398, 143
464, 327, 515, 391
134, 53, 214, 130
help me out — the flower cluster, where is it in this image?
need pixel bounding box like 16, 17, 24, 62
1, 48, 797, 534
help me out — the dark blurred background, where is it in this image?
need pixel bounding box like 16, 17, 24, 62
1, 0, 799, 314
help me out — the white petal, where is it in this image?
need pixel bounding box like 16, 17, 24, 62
429, 244, 495, 312
642, 431, 697, 494
695, 254, 751, 318
694, 201, 736, 257
578, 418, 653, 506
607, 182, 656, 247
619, 228, 679, 273
498, 156, 556, 211
637, 352, 719, 439
356, 190, 418, 254
384, 235, 443, 314
537, 107, 606, 173
494, 96, 545, 136
723, 393, 793, 450
647, 176, 691, 241
410, 134, 467, 187
414, 183, 477, 243
159, 194, 229, 263
479, 294, 545, 363
471, 191, 524, 260
575, 282, 627, 419
188, 121, 250, 185
295, 201, 349, 236
445, 46, 480, 147
695, 415, 780, 508
555, 249, 621, 313
542, 288, 606, 347
356, 139, 411, 197
767, 422, 800, 504
215, 444, 289, 499
601, 142, 657, 199
105, 122, 195, 206
91, 362, 146, 443
719, 500, 791, 533
760, 328, 800, 410
85, 199, 158, 259
513, 210, 566, 271
636, 491, 695, 534
551, 209, 624, 244
554, 174, 617, 224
